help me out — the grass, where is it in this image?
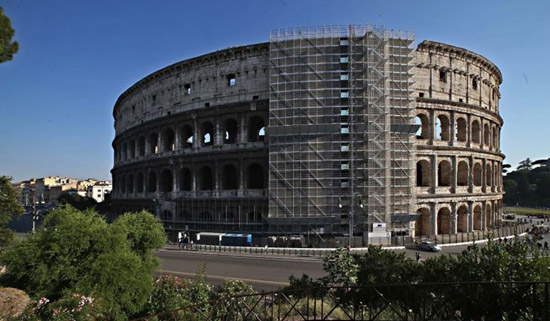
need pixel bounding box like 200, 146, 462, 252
503, 207, 550, 216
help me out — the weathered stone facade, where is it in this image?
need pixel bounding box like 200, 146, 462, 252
111, 38, 504, 239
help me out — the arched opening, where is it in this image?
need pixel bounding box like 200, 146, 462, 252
415, 114, 429, 139
180, 124, 194, 148
472, 120, 481, 144
486, 164, 493, 187
120, 175, 126, 194
162, 128, 176, 152
415, 208, 430, 237
484, 123, 491, 146
201, 122, 214, 146
148, 132, 159, 154
147, 172, 157, 193
473, 205, 482, 230
485, 204, 493, 228
416, 160, 431, 187
435, 115, 450, 141
247, 163, 265, 189
136, 173, 144, 193
473, 163, 482, 186
456, 118, 467, 142
248, 116, 265, 142
438, 160, 451, 187
222, 164, 239, 190
160, 169, 173, 192
457, 161, 469, 186
138, 136, 146, 157
127, 174, 134, 194
437, 207, 451, 234
224, 119, 239, 144
129, 140, 136, 159
122, 143, 128, 160
457, 205, 468, 233
161, 210, 172, 221
179, 168, 192, 191
199, 166, 213, 190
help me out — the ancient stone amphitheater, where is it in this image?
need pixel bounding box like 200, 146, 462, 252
111, 26, 503, 244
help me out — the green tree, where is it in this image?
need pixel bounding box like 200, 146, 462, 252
57, 192, 97, 211
0, 205, 165, 320
0, 6, 18, 63
0, 176, 24, 246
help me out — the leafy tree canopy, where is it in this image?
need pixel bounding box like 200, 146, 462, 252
0, 7, 18, 63
0, 205, 166, 320
56, 192, 97, 211
0, 176, 24, 246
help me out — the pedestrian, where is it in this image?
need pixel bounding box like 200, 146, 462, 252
415, 252, 420, 262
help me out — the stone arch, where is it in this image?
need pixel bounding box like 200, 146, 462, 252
438, 160, 451, 187
120, 175, 126, 194
201, 121, 215, 146
127, 174, 134, 194
129, 140, 136, 159
473, 163, 482, 186
456, 117, 467, 142
486, 163, 493, 187
483, 123, 491, 146
415, 207, 430, 237
148, 132, 159, 154
138, 136, 146, 156
473, 205, 482, 230
180, 124, 194, 148
457, 161, 469, 186
147, 172, 157, 193
435, 114, 450, 141
472, 120, 481, 144
457, 205, 468, 233
247, 163, 265, 189
415, 114, 429, 139
248, 116, 265, 142
162, 128, 176, 152
224, 118, 239, 144
179, 168, 192, 191
437, 207, 451, 234
160, 169, 173, 192
222, 164, 239, 190
416, 160, 431, 187
199, 166, 213, 190
494, 164, 500, 190
122, 142, 128, 160
136, 172, 144, 193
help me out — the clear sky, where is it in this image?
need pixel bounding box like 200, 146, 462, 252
1, 0, 549, 182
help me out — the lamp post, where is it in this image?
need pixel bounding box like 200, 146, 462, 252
338, 198, 365, 248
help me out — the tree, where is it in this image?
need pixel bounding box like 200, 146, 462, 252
57, 192, 97, 211
517, 158, 532, 171
0, 6, 18, 63
0, 176, 23, 246
0, 205, 166, 320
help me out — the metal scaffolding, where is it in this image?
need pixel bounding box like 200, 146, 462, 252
268, 25, 416, 237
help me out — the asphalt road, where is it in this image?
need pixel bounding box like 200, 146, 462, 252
156, 244, 474, 291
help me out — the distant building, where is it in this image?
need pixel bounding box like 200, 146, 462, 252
87, 182, 112, 203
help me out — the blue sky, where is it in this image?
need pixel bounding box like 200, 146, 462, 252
1, 0, 549, 182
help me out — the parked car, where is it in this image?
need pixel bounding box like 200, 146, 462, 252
417, 241, 441, 252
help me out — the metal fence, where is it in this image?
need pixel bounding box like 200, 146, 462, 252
133, 281, 550, 321
174, 224, 530, 257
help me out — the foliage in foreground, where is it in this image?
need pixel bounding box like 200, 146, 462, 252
0, 176, 24, 246
286, 240, 550, 320
0, 206, 166, 320
0, 6, 19, 64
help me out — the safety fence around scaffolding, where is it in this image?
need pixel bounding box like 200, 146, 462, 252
170, 224, 530, 258
131, 281, 550, 321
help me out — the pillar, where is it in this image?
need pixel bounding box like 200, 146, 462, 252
431, 203, 437, 236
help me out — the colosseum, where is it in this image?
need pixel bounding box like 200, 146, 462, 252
111, 25, 504, 245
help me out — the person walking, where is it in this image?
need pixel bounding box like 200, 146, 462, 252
415, 252, 421, 262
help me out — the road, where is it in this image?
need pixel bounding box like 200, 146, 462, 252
156, 244, 474, 290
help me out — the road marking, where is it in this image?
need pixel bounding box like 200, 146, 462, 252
157, 249, 322, 263
158, 269, 290, 287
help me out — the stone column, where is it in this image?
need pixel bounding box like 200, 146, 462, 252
174, 127, 181, 151
239, 160, 245, 195
432, 154, 438, 193
193, 117, 200, 149
431, 203, 437, 236
172, 167, 178, 193
451, 155, 457, 194
467, 201, 473, 232
215, 119, 223, 146
450, 203, 458, 234
429, 109, 435, 144
240, 115, 248, 144
450, 111, 456, 146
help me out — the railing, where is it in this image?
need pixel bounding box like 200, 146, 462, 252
132, 282, 550, 321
